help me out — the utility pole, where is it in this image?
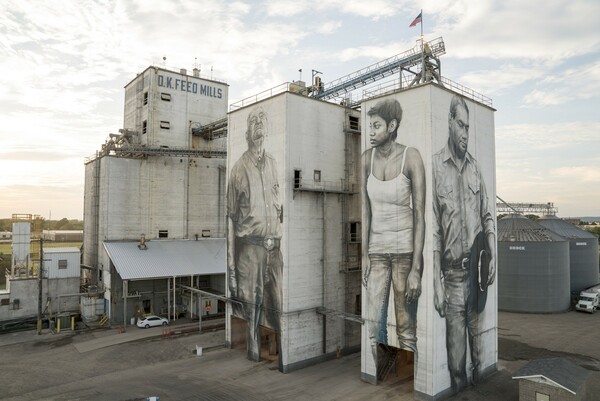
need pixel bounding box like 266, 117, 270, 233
37, 237, 43, 335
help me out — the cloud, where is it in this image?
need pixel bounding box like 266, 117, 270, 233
458, 64, 546, 94
496, 121, 600, 215
522, 59, 600, 106
317, 20, 343, 34
444, 0, 600, 61
264, 0, 410, 20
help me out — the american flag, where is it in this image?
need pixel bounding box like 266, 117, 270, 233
409, 12, 422, 28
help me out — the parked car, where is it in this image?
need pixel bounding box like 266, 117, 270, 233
137, 315, 169, 328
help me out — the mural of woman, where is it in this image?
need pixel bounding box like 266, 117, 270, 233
362, 98, 425, 362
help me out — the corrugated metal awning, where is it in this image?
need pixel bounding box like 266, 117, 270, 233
103, 239, 226, 280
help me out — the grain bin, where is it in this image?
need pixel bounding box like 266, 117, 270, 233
498, 214, 570, 313
538, 215, 599, 292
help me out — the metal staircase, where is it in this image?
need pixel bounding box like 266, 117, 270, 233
313, 37, 445, 101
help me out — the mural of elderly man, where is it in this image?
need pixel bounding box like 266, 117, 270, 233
227, 107, 283, 361
432, 94, 496, 392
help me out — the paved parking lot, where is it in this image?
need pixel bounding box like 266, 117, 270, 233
0, 310, 599, 401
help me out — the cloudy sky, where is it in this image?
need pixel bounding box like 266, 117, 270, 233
1, 0, 599, 219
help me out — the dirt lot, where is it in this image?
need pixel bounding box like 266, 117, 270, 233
0, 311, 599, 401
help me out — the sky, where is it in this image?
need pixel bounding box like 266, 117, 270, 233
0, 0, 599, 220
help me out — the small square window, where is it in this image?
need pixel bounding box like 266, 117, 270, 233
202, 230, 211, 238
143, 91, 148, 106
58, 259, 68, 269
314, 170, 321, 182
294, 170, 301, 189
349, 115, 359, 130
160, 92, 171, 101
142, 120, 147, 134
160, 121, 170, 130
158, 230, 168, 238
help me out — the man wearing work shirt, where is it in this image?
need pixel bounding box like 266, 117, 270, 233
432, 95, 496, 392
227, 107, 283, 361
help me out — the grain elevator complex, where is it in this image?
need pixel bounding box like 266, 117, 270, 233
77, 36, 598, 401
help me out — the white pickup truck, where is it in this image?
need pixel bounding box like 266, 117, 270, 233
575, 284, 600, 313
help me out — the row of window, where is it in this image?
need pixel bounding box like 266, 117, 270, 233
143, 91, 171, 106
141, 120, 171, 134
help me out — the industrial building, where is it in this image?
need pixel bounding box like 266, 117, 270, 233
497, 214, 571, 313
224, 37, 498, 400
79, 37, 500, 400
83, 66, 229, 326
1, 216, 81, 326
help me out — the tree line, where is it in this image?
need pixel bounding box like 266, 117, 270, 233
0, 218, 83, 232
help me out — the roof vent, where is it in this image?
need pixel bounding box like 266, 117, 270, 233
138, 234, 147, 250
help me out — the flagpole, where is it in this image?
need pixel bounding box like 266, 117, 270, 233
420, 9, 424, 84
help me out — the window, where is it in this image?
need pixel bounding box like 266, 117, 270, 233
1, 299, 9, 306
13, 299, 20, 310
143, 91, 148, 105
355, 294, 361, 315
202, 230, 211, 238
160, 121, 170, 130
535, 392, 549, 401
58, 259, 68, 269
160, 92, 171, 101
313, 170, 321, 182
349, 115, 360, 131
142, 120, 147, 135
294, 169, 302, 189
350, 222, 361, 243
158, 230, 168, 238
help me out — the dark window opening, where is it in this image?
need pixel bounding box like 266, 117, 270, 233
350, 222, 360, 243
202, 230, 211, 238
355, 294, 361, 315
142, 120, 147, 135
143, 91, 148, 106
294, 169, 301, 189
158, 230, 168, 238
160, 92, 171, 101
160, 121, 170, 129
314, 170, 321, 182
58, 259, 68, 269
349, 115, 360, 131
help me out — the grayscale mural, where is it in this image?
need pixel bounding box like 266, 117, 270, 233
227, 107, 283, 361
362, 99, 426, 364
432, 94, 496, 392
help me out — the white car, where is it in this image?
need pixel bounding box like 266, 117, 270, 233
137, 315, 169, 328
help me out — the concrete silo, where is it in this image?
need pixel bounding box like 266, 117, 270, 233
538, 215, 599, 292
498, 214, 570, 313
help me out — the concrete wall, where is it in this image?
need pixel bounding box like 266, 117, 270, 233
518, 379, 583, 401
226, 92, 362, 371
0, 277, 80, 321
123, 67, 228, 148
360, 84, 497, 398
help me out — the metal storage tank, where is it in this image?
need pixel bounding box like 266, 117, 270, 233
498, 214, 570, 313
538, 215, 599, 292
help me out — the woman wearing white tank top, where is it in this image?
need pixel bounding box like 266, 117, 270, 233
362, 98, 426, 365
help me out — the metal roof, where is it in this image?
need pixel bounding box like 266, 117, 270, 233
498, 214, 566, 242
512, 358, 590, 394
538, 215, 598, 240
103, 239, 226, 280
